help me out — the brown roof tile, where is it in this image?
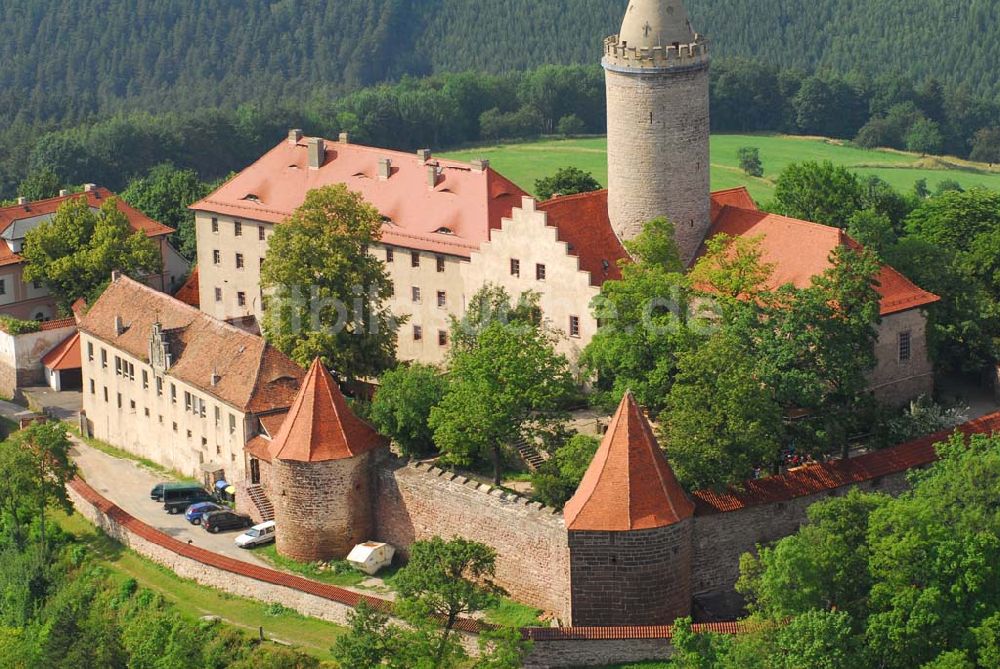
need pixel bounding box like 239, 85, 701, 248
268, 358, 386, 462
173, 268, 200, 308
564, 392, 694, 531
79, 275, 303, 413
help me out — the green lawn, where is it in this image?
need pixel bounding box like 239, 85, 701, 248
251, 543, 367, 588
442, 134, 1000, 203
55, 510, 346, 663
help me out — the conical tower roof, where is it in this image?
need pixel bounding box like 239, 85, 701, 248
268, 358, 385, 462
618, 0, 697, 49
564, 392, 694, 531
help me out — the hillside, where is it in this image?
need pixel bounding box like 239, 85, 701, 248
441, 135, 1000, 202
2, 0, 999, 127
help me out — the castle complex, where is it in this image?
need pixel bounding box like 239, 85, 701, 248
78, 0, 947, 629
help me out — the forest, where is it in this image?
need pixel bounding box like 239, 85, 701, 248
3, 0, 1000, 132
5, 59, 1000, 203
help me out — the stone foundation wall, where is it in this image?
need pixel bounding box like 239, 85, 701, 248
569, 521, 693, 626
374, 458, 572, 622
525, 638, 674, 668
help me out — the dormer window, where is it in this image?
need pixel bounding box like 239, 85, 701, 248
434, 227, 453, 235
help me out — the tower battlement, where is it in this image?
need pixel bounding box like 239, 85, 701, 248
603, 34, 710, 72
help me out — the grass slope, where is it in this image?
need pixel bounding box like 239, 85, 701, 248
55, 510, 345, 662
442, 134, 1000, 203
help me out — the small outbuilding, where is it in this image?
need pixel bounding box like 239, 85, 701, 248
41, 331, 82, 391
346, 541, 395, 575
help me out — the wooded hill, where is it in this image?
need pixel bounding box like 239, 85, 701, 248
3, 0, 999, 129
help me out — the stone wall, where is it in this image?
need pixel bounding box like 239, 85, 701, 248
870, 309, 934, 405
690, 470, 911, 617
605, 64, 711, 263
0, 320, 76, 397
374, 457, 572, 622
570, 521, 692, 626
272, 452, 374, 561
525, 638, 673, 668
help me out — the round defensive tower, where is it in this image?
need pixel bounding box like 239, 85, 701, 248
563, 392, 695, 626
604, 0, 711, 265
268, 358, 387, 563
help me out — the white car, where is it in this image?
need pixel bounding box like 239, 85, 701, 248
234, 521, 276, 548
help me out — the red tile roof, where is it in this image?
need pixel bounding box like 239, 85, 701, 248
709, 186, 758, 220
537, 190, 628, 287
564, 392, 694, 531
693, 411, 1000, 514
173, 268, 200, 308
0, 187, 173, 239
705, 205, 939, 317
191, 138, 529, 258
269, 358, 386, 462
79, 275, 303, 413
41, 331, 81, 371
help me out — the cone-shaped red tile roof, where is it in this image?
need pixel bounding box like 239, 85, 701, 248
268, 358, 385, 462
564, 392, 694, 531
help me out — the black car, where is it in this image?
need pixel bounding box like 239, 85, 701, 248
202, 510, 252, 533
162, 485, 213, 514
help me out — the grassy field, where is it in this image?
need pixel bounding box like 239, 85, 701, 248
54, 510, 346, 663
442, 134, 1000, 203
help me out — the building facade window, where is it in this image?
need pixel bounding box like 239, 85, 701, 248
214, 287, 222, 302
170, 383, 177, 404
510, 258, 520, 277
87, 342, 94, 361
229, 414, 237, 435
211, 217, 219, 233
235, 253, 244, 269
413, 325, 423, 341
0, 279, 6, 295
412, 286, 421, 303
234, 221, 242, 237
156, 377, 163, 397
237, 291, 247, 307
436, 256, 446, 273
212, 250, 221, 265
437, 290, 446, 308
569, 315, 581, 338
89, 379, 95, 394
258, 225, 266, 241
142, 370, 148, 389
536, 263, 547, 281
899, 331, 912, 362
101, 349, 107, 368
386, 247, 394, 263
411, 251, 420, 268
438, 330, 448, 346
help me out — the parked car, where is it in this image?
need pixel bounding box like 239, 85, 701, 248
184, 501, 223, 525
202, 510, 252, 534
163, 485, 213, 514
150, 481, 189, 502
234, 521, 276, 548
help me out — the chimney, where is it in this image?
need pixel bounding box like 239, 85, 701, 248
307, 138, 326, 169
288, 128, 303, 144
84, 183, 96, 192
471, 159, 490, 173
417, 148, 432, 164
58, 189, 68, 197
427, 165, 440, 189
378, 158, 392, 180
16, 197, 27, 206
114, 315, 124, 336
339, 132, 350, 144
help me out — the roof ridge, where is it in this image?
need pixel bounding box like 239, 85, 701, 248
538, 188, 609, 207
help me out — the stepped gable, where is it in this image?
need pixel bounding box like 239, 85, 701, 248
704, 204, 940, 317
564, 392, 694, 531
78, 275, 303, 413
537, 189, 628, 287
268, 358, 386, 462
191, 136, 528, 258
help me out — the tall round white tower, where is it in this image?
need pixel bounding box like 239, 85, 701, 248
604, 0, 711, 265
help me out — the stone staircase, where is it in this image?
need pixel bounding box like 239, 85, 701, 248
246, 484, 274, 522
515, 438, 547, 472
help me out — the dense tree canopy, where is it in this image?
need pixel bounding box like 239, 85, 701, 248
121, 163, 211, 260
21, 196, 161, 312
261, 184, 397, 380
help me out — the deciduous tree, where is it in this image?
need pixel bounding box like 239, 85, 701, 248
369, 364, 448, 457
